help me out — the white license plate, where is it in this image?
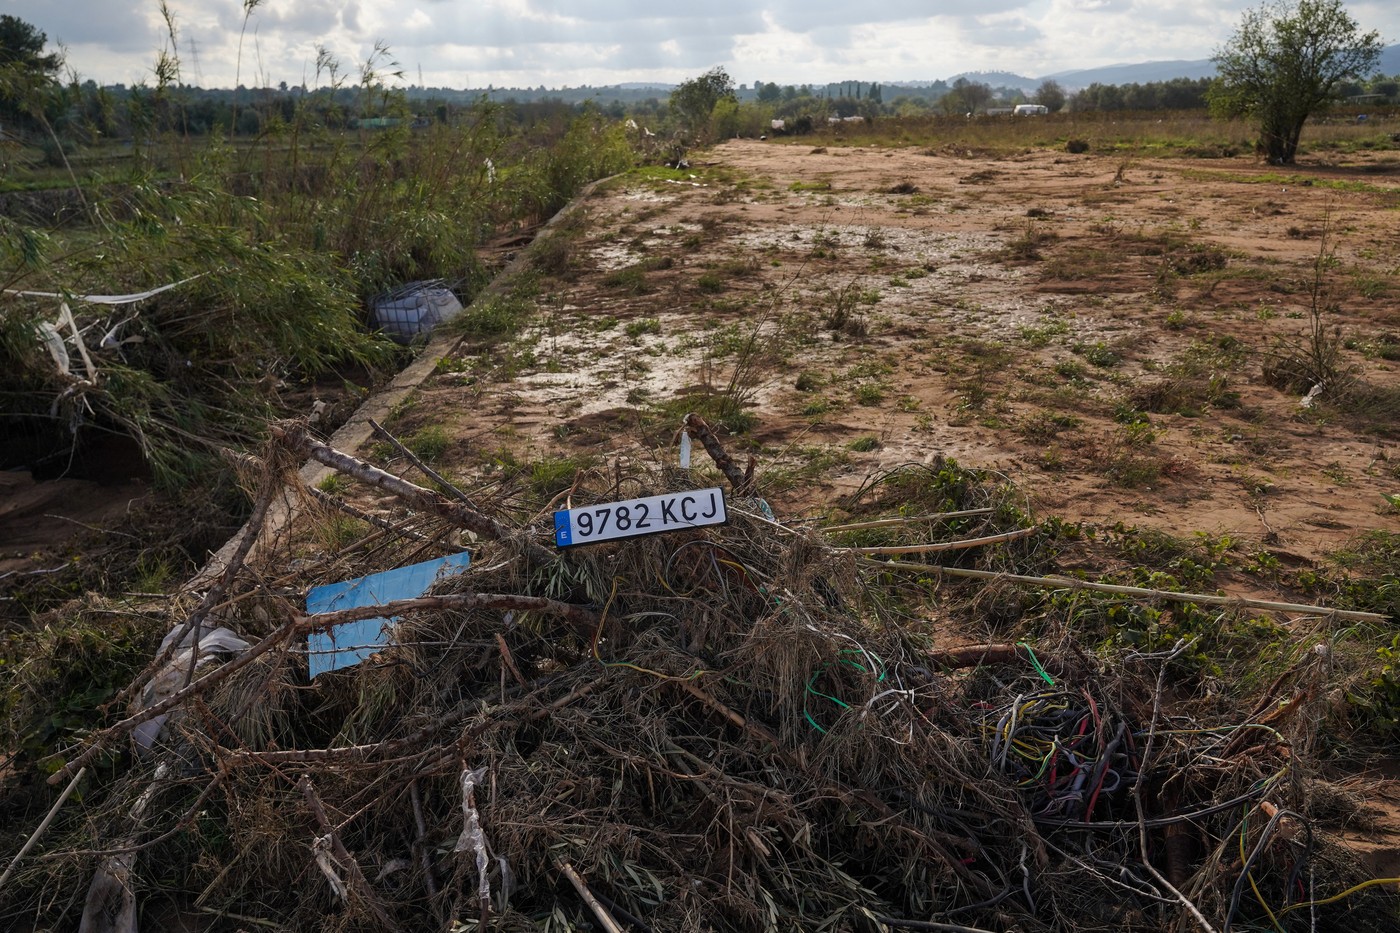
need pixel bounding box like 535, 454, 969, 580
553, 487, 727, 547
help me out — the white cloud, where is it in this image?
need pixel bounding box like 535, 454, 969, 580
4, 0, 1395, 89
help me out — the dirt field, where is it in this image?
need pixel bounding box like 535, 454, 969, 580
6, 134, 1400, 931
403, 137, 1400, 568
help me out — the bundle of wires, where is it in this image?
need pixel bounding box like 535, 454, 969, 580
985, 687, 1138, 823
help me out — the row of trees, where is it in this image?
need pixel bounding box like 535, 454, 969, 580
2, 1, 1390, 169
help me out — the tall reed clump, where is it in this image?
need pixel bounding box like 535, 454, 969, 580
1, 178, 397, 488
1, 39, 640, 490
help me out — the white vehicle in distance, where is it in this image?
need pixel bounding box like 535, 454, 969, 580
1014, 104, 1049, 116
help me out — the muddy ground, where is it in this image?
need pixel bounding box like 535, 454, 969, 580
400, 137, 1400, 569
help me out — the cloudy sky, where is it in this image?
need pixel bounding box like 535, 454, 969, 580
8, 0, 1398, 89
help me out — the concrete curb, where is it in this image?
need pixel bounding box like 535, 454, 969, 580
191, 176, 613, 587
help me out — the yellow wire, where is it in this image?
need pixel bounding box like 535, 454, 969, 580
1238, 805, 1285, 933
1276, 876, 1400, 916
591, 575, 708, 682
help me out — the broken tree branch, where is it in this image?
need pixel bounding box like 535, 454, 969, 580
0, 767, 86, 889
840, 526, 1037, 555
925, 643, 1068, 679
368, 417, 477, 507
300, 774, 400, 932
871, 559, 1388, 623
272, 422, 553, 564
557, 861, 626, 933
683, 413, 754, 495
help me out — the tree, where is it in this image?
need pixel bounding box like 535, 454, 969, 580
0, 15, 63, 130
670, 67, 736, 141
1035, 80, 1066, 113
1210, 0, 1383, 164
941, 77, 993, 115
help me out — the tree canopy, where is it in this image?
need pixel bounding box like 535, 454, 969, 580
1209, 0, 1383, 164
1035, 80, 1066, 113
0, 14, 63, 131
670, 67, 736, 140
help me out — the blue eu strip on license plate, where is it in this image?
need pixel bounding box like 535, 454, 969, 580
554, 487, 727, 547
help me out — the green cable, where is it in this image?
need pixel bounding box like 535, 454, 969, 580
804, 649, 887, 734
1018, 642, 1056, 685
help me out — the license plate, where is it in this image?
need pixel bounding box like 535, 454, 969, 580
554, 487, 727, 547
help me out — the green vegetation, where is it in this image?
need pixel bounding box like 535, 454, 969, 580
2, 43, 637, 491
1210, 0, 1383, 164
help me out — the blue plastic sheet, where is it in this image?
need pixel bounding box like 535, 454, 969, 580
305, 552, 471, 678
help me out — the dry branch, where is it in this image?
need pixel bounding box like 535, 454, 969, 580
368, 417, 477, 507
0, 767, 86, 889
841, 526, 1037, 555
925, 643, 1068, 678
683, 413, 754, 494
873, 559, 1388, 622
557, 860, 626, 933
48, 619, 300, 785
299, 774, 400, 932
272, 422, 553, 564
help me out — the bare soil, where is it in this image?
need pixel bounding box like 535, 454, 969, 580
405, 138, 1400, 567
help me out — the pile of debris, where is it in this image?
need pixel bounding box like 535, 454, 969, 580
3, 416, 1396, 933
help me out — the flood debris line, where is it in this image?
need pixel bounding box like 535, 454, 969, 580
9, 418, 1399, 932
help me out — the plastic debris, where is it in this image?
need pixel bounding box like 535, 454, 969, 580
369, 280, 464, 344
305, 551, 472, 677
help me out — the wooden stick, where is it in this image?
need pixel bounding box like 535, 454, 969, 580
683, 413, 753, 495
296, 591, 599, 634
924, 643, 1067, 678
409, 781, 439, 900
368, 418, 477, 507
272, 423, 553, 564
868, 559, 1388, 623
840, 526, 1036, 555
307, 487, 433, 543
299, 775, 400, 932
818, 509, 994, 533
557, 861, 626, 933
0, 767, 86, 888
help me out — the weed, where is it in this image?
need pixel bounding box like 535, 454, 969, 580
1002, 223, 1058, 261
453, 293, 533, 340
1017, 410, 1081, 443
821, 281, 869, 338
528, 454, 592, 498
625, 318, 662, 340
1054, 359, 1090, 383
317, 473, 352, 495
406, 425, 450, 463
1260, 221, 1354, 397
854, 383, 886, 406
1018, 318, 1070, 348
696, 272, 724, 293
1072, 341, 1122, 368
848, 435, 881, 452
602, 265, 653, 294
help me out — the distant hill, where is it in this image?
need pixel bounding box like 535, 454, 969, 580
1380, 43, 1400, 75
1044, 59, 1215, 90
1041, 43, 1399, 90
946, 71, 1040, 93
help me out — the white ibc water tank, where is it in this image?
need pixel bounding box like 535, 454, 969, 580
370, 280, 464, 343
